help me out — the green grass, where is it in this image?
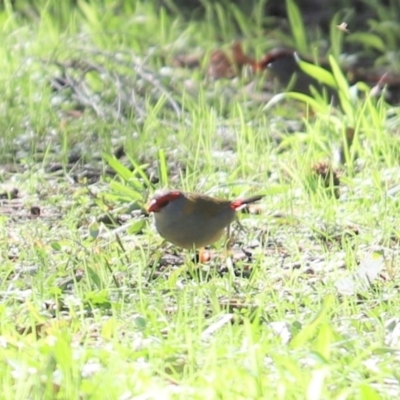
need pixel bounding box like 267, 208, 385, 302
1, 0, 400, 398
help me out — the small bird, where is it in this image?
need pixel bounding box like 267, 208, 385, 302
147, 190, 264, 249
257, 48, 337, 100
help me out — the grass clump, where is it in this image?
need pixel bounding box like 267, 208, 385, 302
0, 0, 400, 399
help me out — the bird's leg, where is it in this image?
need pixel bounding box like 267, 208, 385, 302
224, 224, 236, 279
226, 224, 234, 249
226, 219, 245, 249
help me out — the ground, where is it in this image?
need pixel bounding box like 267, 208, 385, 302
1, 1, 400, 399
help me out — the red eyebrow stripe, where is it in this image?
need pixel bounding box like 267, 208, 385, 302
148, 191, 181, 212
158, 191, 181, 203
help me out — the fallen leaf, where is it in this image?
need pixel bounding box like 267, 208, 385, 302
337, 22, 350, 33
207, 41, 256, 79
335, 251, 385, 295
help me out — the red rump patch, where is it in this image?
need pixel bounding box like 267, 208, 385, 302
230, 199, 243, 210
